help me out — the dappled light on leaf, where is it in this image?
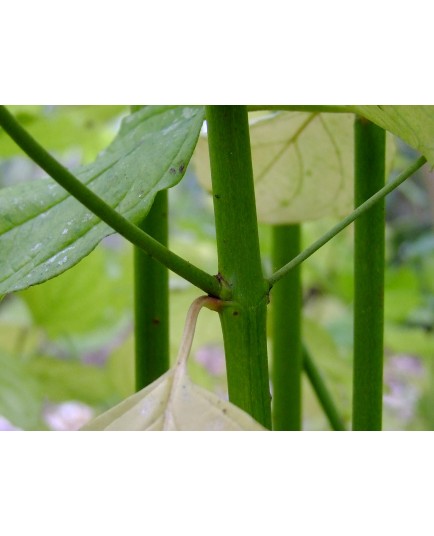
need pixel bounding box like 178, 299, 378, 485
81, 297, 266, 431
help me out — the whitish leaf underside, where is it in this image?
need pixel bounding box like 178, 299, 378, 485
81, 362, 266, 431
194, 112, 356, 224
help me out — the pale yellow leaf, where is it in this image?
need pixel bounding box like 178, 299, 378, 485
193, 111, 395, 224
353, 105, 434, 166
81, 365, 266, 431
81, 297, 267, 431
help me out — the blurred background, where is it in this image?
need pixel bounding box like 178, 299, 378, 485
0, 105, 433, 431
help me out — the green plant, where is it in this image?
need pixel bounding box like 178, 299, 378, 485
0, 104, 432, 430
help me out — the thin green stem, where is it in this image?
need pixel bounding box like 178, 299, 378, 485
352, 118, 386, 431
0, 105, 227, 299
247, 105, 356, 114
206, 105, 271, 429
271, 224, 302, 430
268, 155, 427, 288
302, 346, 346, 431
134, 191, 169, 390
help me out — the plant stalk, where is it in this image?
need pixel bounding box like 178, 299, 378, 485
0, 105, 227, 299
303, 346, 346, 431
271, 224, 302, 430
352, 117, 386, 430
134, 191, 169, 390
268, 155, 426, 288
206, 105, 271, 429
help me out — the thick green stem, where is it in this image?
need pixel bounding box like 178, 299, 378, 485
303, 346, 346, 431
206, 105, 271, 429
352, 118, 386, 431
0, 105, 227, 299
271, 224, 302, 430
134, 191, 169, 390
268, 155, 427, 288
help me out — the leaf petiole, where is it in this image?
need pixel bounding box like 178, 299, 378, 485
174, 296, 225, 372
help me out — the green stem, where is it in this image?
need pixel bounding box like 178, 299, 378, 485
247, 105, 356, 114
271, 224, 302, 430
352, 118, 386, 431
206, 105, 271, 429
303, 346, 346, 431
0, 105, 227, 299
268, 155, 427, 288
134, 191, 169, 390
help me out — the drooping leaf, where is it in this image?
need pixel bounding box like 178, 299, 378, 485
353, 106, 434, 166
81, 364, 266, 431
106, 287, 226, 400
0, 105, 204, 295
193, 111, 396, 224
82, 295, 266, 431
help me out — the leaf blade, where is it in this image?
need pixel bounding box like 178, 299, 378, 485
194, 110, 396, 224
81, 367, 266, 431
0, 106, 204, 295
194, 112, 356, 223
353, 105, 434, 165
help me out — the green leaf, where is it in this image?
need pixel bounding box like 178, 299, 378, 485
81, 365, 266, 431
353, 106, 434, 165
20, 243, 132, 338
384, 267, 421, 323
0, 351, 43, 429
25, 356, 117, 406
0, 105, 127, 161
384, 323, 434, 360
0, 106, 204, 295
303, 317, 351, 387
